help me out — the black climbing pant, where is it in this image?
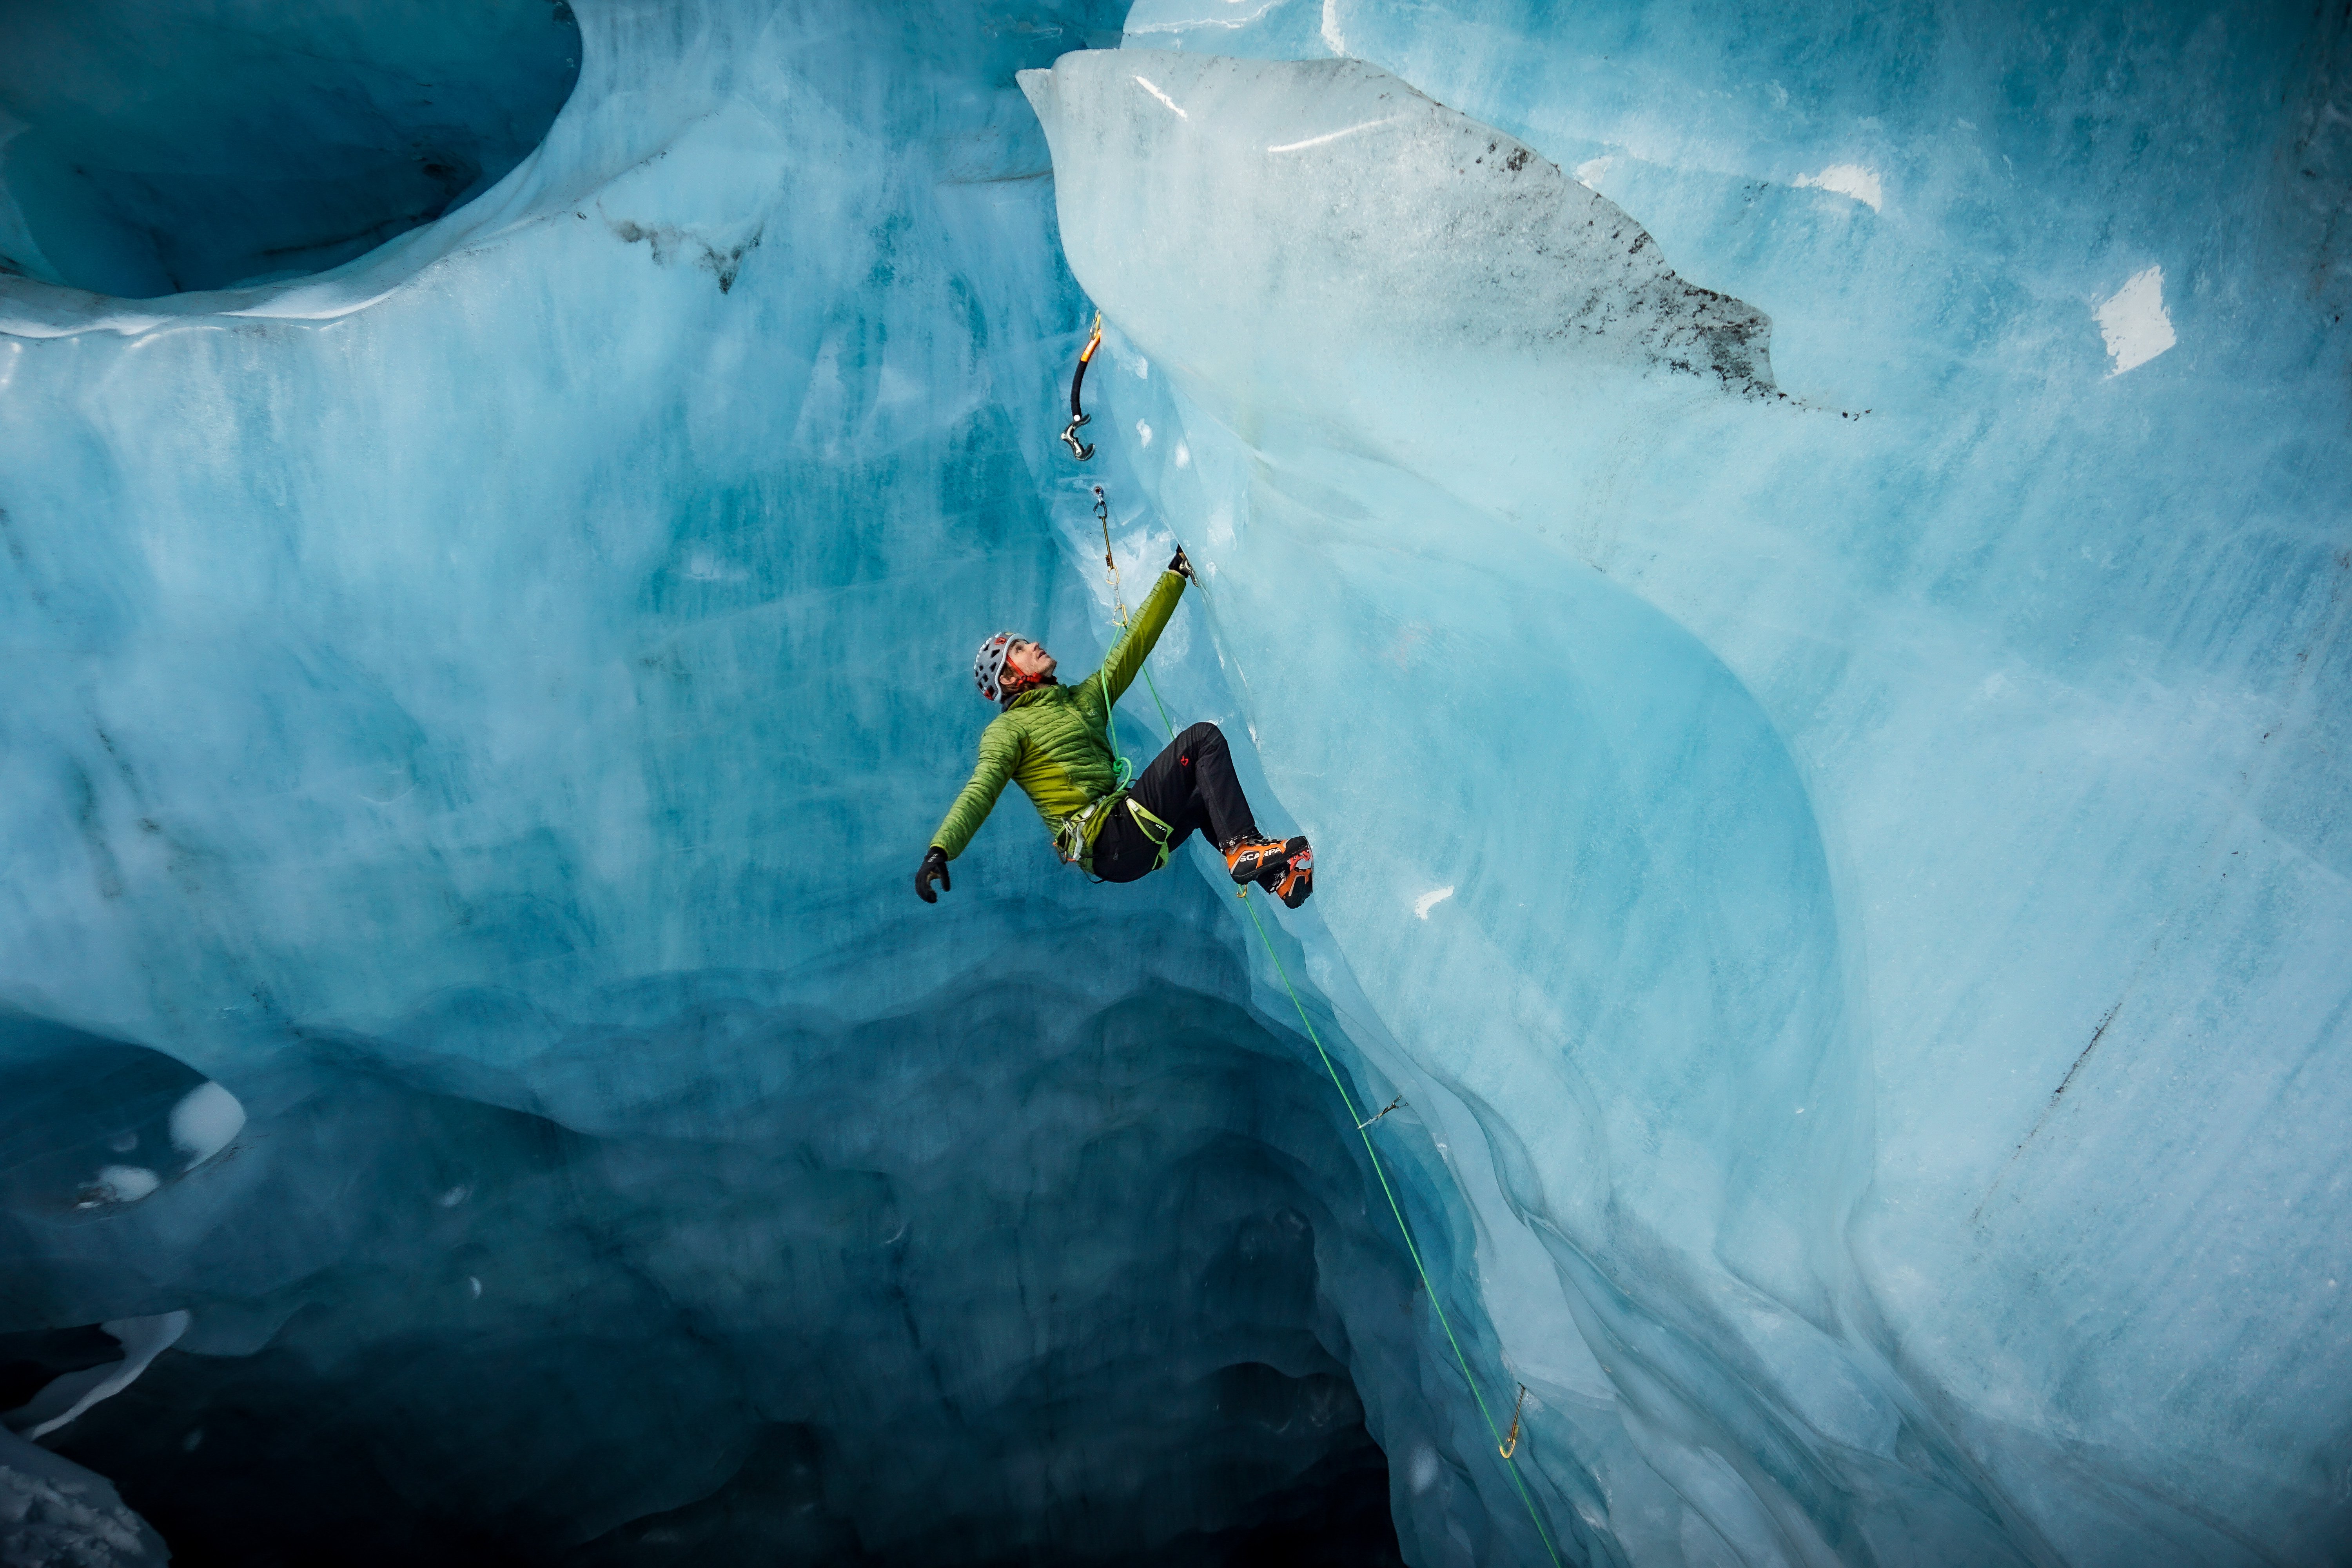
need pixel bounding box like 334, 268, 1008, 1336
1092, 722, 1260, 884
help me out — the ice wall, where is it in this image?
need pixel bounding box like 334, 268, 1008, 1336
4, 985, 1432, 1564
0, 0, 1502, 1561
3, 0, 2346, 1563
0, 1427, 166, 1568
1020, 6, 2352, 1564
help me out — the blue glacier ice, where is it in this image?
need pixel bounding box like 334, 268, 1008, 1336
0, 0, 582, 297
2, 0, 2348, 1563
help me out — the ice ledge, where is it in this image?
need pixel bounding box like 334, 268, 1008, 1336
1019, 50, 1774, 409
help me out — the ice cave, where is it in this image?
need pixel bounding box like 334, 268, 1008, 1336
2, 0, 2347, 1563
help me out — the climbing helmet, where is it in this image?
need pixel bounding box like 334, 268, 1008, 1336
973, 631, 1021, 703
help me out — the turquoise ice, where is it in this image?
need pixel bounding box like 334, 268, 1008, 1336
2, 0, 2347, 1563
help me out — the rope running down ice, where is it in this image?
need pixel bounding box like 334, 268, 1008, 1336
1085, 460, 1564, 1568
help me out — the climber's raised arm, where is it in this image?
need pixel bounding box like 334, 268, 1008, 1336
1093, 552, 1190, 706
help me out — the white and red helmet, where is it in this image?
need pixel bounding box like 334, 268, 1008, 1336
973, 631, 1021, 702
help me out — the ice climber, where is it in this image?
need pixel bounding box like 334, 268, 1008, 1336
915, 548, 1313, 908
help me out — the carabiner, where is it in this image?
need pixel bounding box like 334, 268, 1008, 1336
1499, 1384, 1528, 1459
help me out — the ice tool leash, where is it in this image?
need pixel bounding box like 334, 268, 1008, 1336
1057, 314, 1564, 1567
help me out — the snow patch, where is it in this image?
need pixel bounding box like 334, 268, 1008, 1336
85, 1166, 159, 1205
1793, 163, 1884, 212
1414, 886, 1455, 919
168, 1080, 245, 1166
2094, 265, 2176, 375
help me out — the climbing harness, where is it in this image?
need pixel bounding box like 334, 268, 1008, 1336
1052, 796, 1109, 867
1050, 792, 1173, 875
1123, 795, 1177, 872
1053, 314, 1562, 1565
1061, 312, 1103, 461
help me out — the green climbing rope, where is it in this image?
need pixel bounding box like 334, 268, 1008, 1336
1229, 884, 1564, 1568
1099, 534, 1565, 1568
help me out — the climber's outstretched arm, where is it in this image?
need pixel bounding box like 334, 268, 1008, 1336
920, 727, 1022, 900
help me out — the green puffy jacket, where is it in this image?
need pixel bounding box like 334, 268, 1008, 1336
931, 569, 1186, 864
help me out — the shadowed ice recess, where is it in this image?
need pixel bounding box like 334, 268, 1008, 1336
1, 0, 2348, 1564
0, 0, 583, 298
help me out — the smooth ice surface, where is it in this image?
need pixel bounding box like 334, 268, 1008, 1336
0, 1015, 245, 1219
9, 1315, 189, 1443
1022, 9, 2352, 1564
0, 1, 1452, 1562
2, 0, 2348, 1564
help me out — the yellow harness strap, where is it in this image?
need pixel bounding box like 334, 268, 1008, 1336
1124, 795, 1176, 872
1053, 793, 1175, 875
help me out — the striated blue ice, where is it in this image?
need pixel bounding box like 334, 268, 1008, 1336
2, 0, 2348, 1564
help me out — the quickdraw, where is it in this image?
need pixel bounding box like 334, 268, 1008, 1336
1499, 1383, 1528, 1459
1094, 483, 1136, 794
1061, 312, 1104, 461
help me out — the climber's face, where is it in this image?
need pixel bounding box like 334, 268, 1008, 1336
1006, 639, 1056, 681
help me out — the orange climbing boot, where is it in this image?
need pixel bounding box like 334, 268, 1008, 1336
1222, 835, 1290, 886
1265, 837, 1314, 908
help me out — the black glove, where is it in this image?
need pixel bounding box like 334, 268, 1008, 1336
915, 846, 951, 904
1168, 546, 1194, 581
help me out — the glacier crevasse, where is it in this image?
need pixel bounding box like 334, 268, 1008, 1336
2, 0, 2349, 1564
